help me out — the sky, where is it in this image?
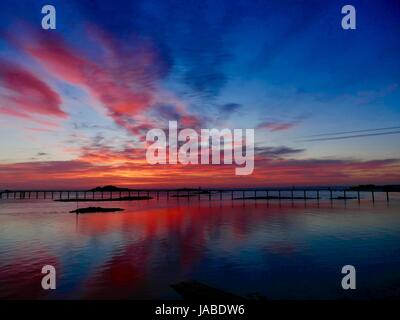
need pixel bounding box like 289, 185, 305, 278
0, 0, 399, 189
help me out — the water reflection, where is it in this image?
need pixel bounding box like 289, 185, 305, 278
1, 199, 400, 299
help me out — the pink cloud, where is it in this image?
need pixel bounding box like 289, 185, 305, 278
257, 121, 298, 132
0, 59, 65, 122
14, 28, 163, 136
1, 156, 399, 190
4, 25, 204, 139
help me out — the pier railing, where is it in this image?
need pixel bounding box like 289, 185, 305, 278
0, 187, 397, 202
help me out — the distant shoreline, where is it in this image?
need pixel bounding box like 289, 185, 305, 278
55, 196, 152, 202
1, 184, 400, 193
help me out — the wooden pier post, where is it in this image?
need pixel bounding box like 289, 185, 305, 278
4, 187, 392, 205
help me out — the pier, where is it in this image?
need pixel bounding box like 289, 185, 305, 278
0, 187, 397, 203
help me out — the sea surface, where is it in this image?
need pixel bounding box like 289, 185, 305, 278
1, 192, 400, 299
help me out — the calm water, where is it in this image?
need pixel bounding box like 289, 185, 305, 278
1, 194, 400, 299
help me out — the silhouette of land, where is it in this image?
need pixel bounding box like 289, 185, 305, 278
171, 280, 247, 301
235, 196, 317, 200
89, 185, 132, 192
56, 195, 152, 202
70, 207, 124, 214
349, 184, 400, 192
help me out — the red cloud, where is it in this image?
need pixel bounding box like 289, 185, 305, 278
1, 156, 399, 189
15, 28, 164, 136
5, 25, 204, 138
0, 59, 65, 121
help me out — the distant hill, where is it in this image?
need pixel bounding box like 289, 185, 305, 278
89, 185, 132, 192
349, 184, 400, 192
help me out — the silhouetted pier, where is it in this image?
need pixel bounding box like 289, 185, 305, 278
0, 187, 397, 203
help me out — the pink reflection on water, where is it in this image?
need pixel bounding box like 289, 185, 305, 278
1, 199, 400, 299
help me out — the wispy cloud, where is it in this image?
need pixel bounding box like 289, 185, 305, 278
257, 116, 305, 132
0, 58, 66, 123
10, 26, 167, 137
255, 146, 305, 158
257, 121, 297, 132
1, 155, 399, 189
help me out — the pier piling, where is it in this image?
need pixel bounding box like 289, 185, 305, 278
1, 188, 396, 204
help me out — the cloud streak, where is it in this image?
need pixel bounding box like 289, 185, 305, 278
0, 58, 65, 123
1, 155, 399, 189
11, 27, 167, 136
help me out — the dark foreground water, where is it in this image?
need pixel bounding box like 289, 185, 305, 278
1, 195, 400, 299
